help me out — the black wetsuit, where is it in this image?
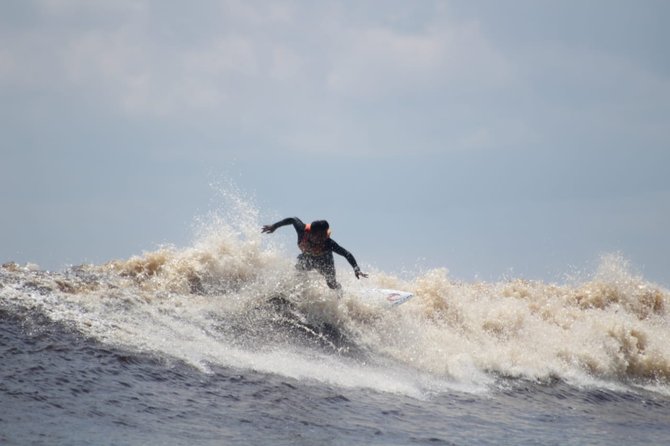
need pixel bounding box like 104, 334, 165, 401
269, 217, 361, 289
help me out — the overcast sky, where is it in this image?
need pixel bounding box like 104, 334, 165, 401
2, 0, 669, 286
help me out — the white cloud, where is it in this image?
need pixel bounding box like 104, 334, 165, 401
326, 20, 514, 98
2, 1, 667, 157
326, 27, 441, 92
2, 2, 515, 116
0, 1, 297, 117
58, 24, 267, 116
269, 45, 304, 81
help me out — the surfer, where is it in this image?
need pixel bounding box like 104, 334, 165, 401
262, 217, 368, 290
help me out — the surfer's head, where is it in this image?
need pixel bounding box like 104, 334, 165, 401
309, 220, 331, 237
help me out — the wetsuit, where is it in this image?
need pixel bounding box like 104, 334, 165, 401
268, 217, 361, 290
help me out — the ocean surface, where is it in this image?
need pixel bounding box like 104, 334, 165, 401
2, 204, 669, 445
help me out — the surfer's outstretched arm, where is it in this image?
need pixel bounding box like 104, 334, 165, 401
262, 217, 305, 234
330, 240, 369, 279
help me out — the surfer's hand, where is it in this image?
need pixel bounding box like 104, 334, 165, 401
261, 225, 275, 234
355, 270, 368, 279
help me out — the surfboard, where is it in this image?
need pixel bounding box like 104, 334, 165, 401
359, 288, 414, 308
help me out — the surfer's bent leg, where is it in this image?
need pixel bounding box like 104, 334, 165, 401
295, 254, 311, 272
295, 254, 313, 285
315, 254, 340, 290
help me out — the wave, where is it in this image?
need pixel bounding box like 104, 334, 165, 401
2, 194, 669, 398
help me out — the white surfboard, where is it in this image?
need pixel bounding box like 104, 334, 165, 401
359, 288, 414, 308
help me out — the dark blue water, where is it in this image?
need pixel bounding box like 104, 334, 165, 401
3, 307, 669, 446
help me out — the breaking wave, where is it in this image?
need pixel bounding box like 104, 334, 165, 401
2, 190, 669, 398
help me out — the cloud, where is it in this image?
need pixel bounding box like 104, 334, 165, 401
1, 1, 293, 117
60, 24, 267, 116
1, 2, 512, 113
1, 1, 668, 158
269, 45, 303, 81
326, 20, 514, 98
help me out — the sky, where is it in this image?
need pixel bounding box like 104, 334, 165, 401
2, 0, 669, 286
